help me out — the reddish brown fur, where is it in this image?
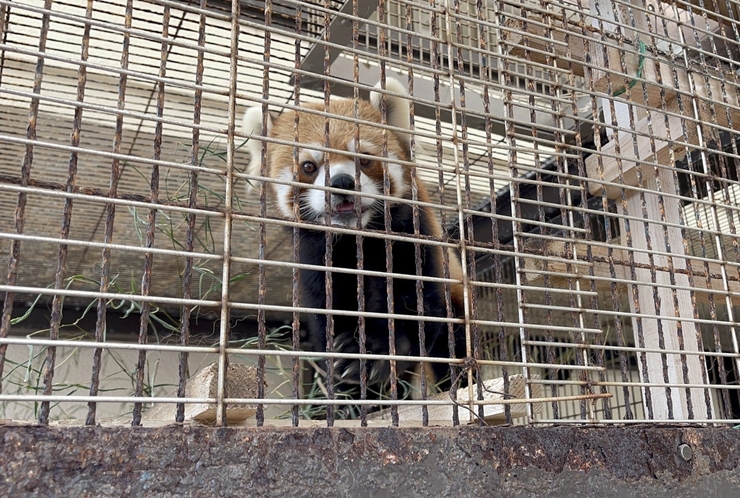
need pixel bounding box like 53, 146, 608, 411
266, 98, 465, 312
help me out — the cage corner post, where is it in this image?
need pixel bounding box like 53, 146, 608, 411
586, 0, 713, 421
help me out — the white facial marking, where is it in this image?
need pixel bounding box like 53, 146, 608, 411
328, 161, 356, 179
306, 166, 328, 219
274, 169, 295, 219
346, 140, 378, 155
302, 142, 323, 165
386, 152, 407, 198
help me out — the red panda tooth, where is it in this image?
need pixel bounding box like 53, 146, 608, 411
334, 201, 355, 213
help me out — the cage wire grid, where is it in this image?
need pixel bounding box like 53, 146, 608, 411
0, 0, 739, 427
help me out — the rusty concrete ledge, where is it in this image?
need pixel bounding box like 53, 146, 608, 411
1, 425, 739, 497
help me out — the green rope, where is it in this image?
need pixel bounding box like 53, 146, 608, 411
613, 40, 646, 97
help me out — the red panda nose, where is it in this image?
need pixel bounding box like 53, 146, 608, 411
330, 174, 355, 193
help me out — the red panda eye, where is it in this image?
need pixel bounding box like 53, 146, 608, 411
301, 161, 317, 175
359, 156, 372, 168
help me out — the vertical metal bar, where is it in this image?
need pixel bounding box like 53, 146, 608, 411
177, 1, 208, 424
38, 0, 93, 425
376, 1, 399, 427
131, 2, 169, 427
404, 1, 429, 427
517, 6, 562, 419
290, 0, 302, 428
0, 0, 52, 394
448, 0, 476, 423
476, 0, 512, 425
321, 0, 335, 427
429, 0, 459, 426
697, 0, 740, 417
547, 3, 596, 421
0, 2, 9, 88
717, 0, 740, 388
646, 0, 696, 420
599, 1, 672, 421
255, 0, 272, 428
679, 0, 737, 419
86, 0, 133, 426
558, 0, 611, 420
588, 0, 651, 420
491, 0, 535, 423
463, 88, 483, 420
630, 0, 712, 420
622, 0, 684, 421
351, 0, 369, 427
214, 0, 240, 427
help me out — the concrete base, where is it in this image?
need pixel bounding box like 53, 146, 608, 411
1, 425, 739, 497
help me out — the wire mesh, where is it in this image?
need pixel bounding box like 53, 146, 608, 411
1, 0, 740, 427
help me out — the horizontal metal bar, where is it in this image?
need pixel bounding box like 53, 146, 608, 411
0, 393, 609, 407
520, 304, 740, 327
233, 213, 462, 249
523, 340, 740, 359
0, 183, 223, 218
0, 394, 580, 407
0, 285, 220, 307
0, 337, 218, 354
0, 337, 604, 372
531, 419, 740, 424
471, 280, 599, 297
0, 87, 227, 135
0, 233, 221, 262
467, 319, 603, 335
0, 44, 230, 94
0, 134, 225, 176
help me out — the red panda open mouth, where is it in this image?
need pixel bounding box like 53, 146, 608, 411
334, 201, 356, 213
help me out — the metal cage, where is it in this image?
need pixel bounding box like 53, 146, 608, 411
1, 0, 739, 428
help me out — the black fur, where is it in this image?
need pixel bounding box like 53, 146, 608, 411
298, 202, 466, 400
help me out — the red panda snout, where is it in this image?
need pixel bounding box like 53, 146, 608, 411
302, 155, 383, 228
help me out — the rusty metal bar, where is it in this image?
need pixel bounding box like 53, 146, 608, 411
448, 0, 478, 424
491, 0, 537, 423
321, 0, 336, 427
37, 0, 93, 426
173, 0, 208, 425
85, 0, 133, 426
403, 0, 430, 427
351, 0, 370, 426
430, 0, 459, 426
254, 0, 273, 428
130, 2, 169, 427
0, 0, 52, 395
213, 0, 241, 426
290, 0, 303, 429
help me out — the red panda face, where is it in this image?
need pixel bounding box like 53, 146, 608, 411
244, 80, 413, 228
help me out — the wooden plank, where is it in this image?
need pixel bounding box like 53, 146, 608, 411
522, 240, 740, 300
621, 169, 713, 419
590, 45, 740, 132
576, 0, 715, 421
504, 2, 740, 133
584, 111, 697, 198
144, 363, 259, 424
368, 374, 543, 424
502, 16, 589, 77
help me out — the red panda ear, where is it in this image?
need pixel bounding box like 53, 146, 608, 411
370, 78, 411, 146
243, 106, 273, 193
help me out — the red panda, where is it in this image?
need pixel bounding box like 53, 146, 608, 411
243, 79, 467, 402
